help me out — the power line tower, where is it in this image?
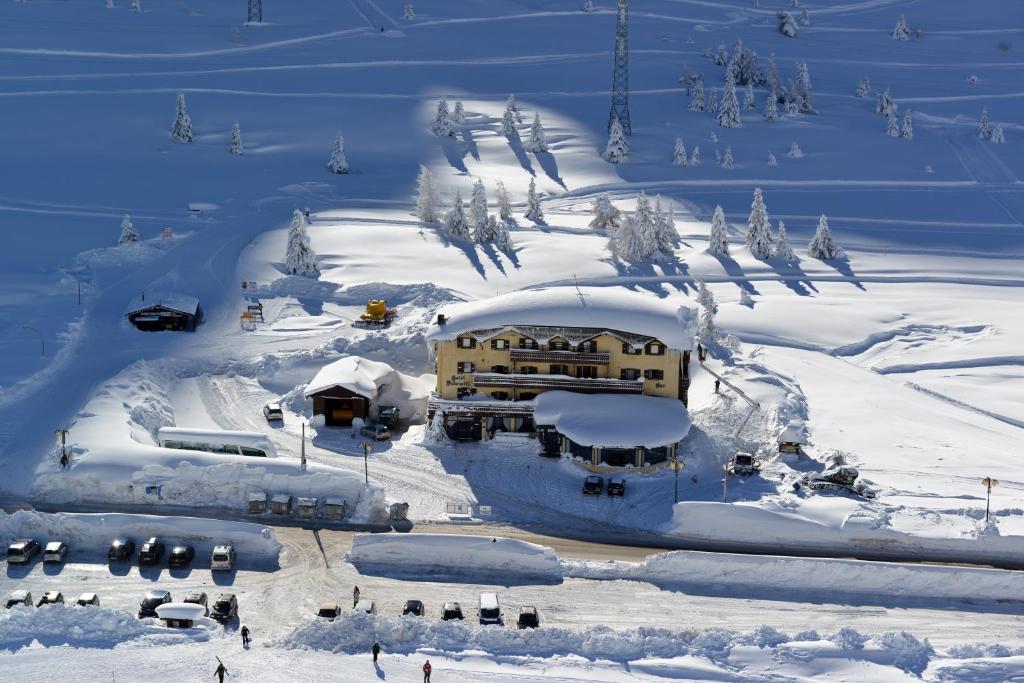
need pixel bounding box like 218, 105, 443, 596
247, 0, 262, 24
608, 0, 631, 135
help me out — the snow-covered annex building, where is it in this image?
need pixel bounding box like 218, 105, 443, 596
427, 287, 698, 470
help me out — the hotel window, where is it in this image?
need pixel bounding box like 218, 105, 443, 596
519, 366, 538, 375
490, 364, 509, 374
457, 362, 476, 373
490, 391, 510, 401
577, 340, 597, 353
457, 387, 476, 399
620, 368, 641, 381
644, 369, 665, 380
549, 340, 569, 351
457, 336, 476, 349
576, 366, 598, 379
622, 342, 642, 355
491, 339, 509, 350
549, 364, 570, 375
646, 342, 665, 356
518, 337, 538, 349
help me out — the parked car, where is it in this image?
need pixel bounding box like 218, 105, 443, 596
582, 475, 604, 495
138, 589, 172, 618
210, 545, 236, 571
317, 603, 341, 621
42, 541, 69, 564
37, 591, 64, 607
478, 593, 502, 625
107, 537, 135, 562
139, 537, 166, 565
607, 477, 626, 497
441, 602, 464, 621
263, 402, 284, 421
75, 593, 100, 607
360, 423, 391, 441
354, 599, 377, 615
168, 545, 195, 569
210, 594, 238, 624
517, 606, 540, 629
6, 539, 41, 565
5, 591, 33, 609
183, 591, 209, 616
376, 405, 400, 427
402, 600, 425, 617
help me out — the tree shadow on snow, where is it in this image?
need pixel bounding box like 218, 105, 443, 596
710, 251, 760, 296
461, 128, 480, 162
822, 253, 865, 291
435, 230, 487, 279
767, 257, 817, 297
534, 151, 566, 190
439, 135, 469, 174
505, 133, 536, 176
612, 259, 690, 298
478, 244, 508, 276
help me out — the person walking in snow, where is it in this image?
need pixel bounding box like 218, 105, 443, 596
240, 625, 251, 647
372, 640, 381, 664
214, 660, 227, 683
59, 452, 69, 469
352, 585, 360, 608
423, 659, 432, 682
714, 379, 721, 393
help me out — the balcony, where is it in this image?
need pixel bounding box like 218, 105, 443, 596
509, 348, 610, 365
473, 372, 644, 394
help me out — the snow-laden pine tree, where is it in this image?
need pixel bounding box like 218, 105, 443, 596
525, 178, 544, 223
170, 92, 193, 143
886, 112, 900, 137
229, 121, 243, 155
778, 11, 798, 37
876, 89, 894, 116
739, 289, 754, 306
695, 279, 716, 311
582, 0, 593, 11
689, 79, 706, 112
699, 305, 717, 342
784, 95, 800, 116
690, 146, 702, 165
425, 409, 449, 444
767, 151, 778, 166
106, 0, 114, 8
722, 146, 735, 169
799, 9, 810, 25
492, 214, 511, 251
979, 107, 991, 139
443, 192, 470, 239
431, 99, 455, 137
500, 108, 518, 137
788, 141, 803, 158
808, 214, 839, 260
469, 179, 489, 243
714, 149, 722, 166
285, 209, 319, 277
496, 181, 515, 225
710, 132, 718, 145
746, 188, 773, 259
589, 194, 622, 231
774, 220, 795, 261
403, 3, 415, 20
505, 94, 523, 124
414, 166, 441, 223
709, 205, 729, 256
634, 192, 655, 242
653, 196, 677, 255
714, 41, 728, 66
763, 91, 779, 121
119, 214, 140, 245
674, 137, 688, 167
452, 100, 466, 124
892, 15, 910, 41
743, 83, 756, 110
766, 54, 782, 96
524, 113, 549, 153
795, 61, 813, 111
707, 87, 719, 114
612, 212, 659, 264
901, 110, 913, 140
603, 117, 629, 164
131, 0, 140, 13
326, 133, 349, 174
855, 77, 871, 97
991, 123, 1006, 144
717, 77, 742, 128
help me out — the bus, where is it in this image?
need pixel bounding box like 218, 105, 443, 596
156, 427, 276, 458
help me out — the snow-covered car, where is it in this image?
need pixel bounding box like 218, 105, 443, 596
138, 589, 172, 618
168, 545, 195, 569
139, 537, 165, 565
6, 539, 41, 565
107, 537, 135, 562
5, 591, 32, 608
43, 541, 69, 564
37, 591, 64, 607
441, 602, 463, 621
517, 606, 540, 629
582, 476, 604, 495
354, 599, 377, 615
360, 423, 391, 441
210, 594, 238, 624
478, 593, 501, 625
402, 600, 425, 617
317, 603, 341, 620
183, 591, 209, 616
75, 593, 100, 607
263, 403, 284, 421
607, 477, 626, 497
210, 545, 236, 571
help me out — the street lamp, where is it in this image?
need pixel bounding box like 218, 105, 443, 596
22, 326, 43, 357
61, 267, 82, 305
982, 477, 998, 523
361, 441, 373, 485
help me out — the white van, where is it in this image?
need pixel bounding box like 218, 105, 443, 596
210, 545, 236, 571
478, 592, 501, 625
354, 599, 377, 615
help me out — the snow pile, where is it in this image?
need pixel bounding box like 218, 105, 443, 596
303, 355, 432, 422
347, 533, 561, 582
565, 548, 1024, 602
0, 510, 281, 562
533, 391, 691, 448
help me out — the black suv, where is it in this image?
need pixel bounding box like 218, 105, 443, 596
139, 537, 166, 565
441, 602, 464, 621
607, 477, 626, 496
402, 600, 425, 617
517, 606, 540, 629
582, 476, 604, 495
168, 545, 195, 569
138, 589, 171, 618
107, 537, 135, 562
184, 591, 209, 616
210, 594, 238, 624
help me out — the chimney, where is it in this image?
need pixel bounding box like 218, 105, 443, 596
436, 314, 447, 326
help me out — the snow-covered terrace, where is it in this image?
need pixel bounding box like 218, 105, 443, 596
533, 391, 691, 449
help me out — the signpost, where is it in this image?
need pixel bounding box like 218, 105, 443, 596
362, 441, 373, 485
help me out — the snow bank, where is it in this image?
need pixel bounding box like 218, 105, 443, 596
303, 355, 432, 422
566, 548, 1024, 602
533, 391, 691, 448
0, 510, 281, 563
347, 533, 561, 582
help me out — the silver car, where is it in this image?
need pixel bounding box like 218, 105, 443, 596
360, 424, 391, 441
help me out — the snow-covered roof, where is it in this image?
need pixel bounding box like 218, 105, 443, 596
157, 427, 272, 449
271, 494, 292, 503
426, 287, 698, 351
304, 356, 391, 399
126, 293, 200, 316
533, 391, 691, 448
779, 419, 808, 445
156, 603, 207, 621
248, 491, 267, 501
297, 497, 317, 506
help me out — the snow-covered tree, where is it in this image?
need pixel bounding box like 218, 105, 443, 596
979, 107, 991, 139
714, 41, 728, 66
709, 131, 718, 143
689, 79, 706, 112
469, 179, 489, 242
795, 61, 813, 111
746, 187, 773, 259
690, 145, 701, 165
403, 3, 415, 20
285, 209, 319, 277
612, 210, 658, 264
715, 149, 722, 166
674, 137, 688, 167
892, 15, 910, 41
653, 196, 678, 254
524, 113, 549, 153
496, 181, 515, 224
717, 76, 742, 128
603, 117, 629, 164
131, 0, 140, 13
703, 47, 712, 60
443, 191, 470, 239
119, 214, 140, 245
709, 205, 729, 256
170, 92, 193, 143
799, 9, 810, 25
722, 145, 735, 169
699, 304, 718, 342
991, 123, 1006, 144
500, 108, 518, 137
774, 220, 795, 260
582, 0, 593, 11
707, 87, 719, 114
425, 409, 449, 444
452, 100, 466, 124
505, 94, 523, 124
855, 77, 871, 97
634, 192, 655, 239
326, 133, 349, 174
525, 178, 544, 223
431, 98, 455, 137
876, 89, 895, 116
695, 279, 716, 310
901, 110, 914, 140
106, 0, 114, 8
808, 214, 839, 260
589, 194, 622, 231
788, 141, 803, 158
743, 83, 756, 110
491, 214, 511, 251
229, 121, 243, 155
767, 151, 778, 166
886, 112, 900, 137
766, 54, 782, 96
784, 95, 800, 116
739, 289, 754, 306
778, 11, 798, 38
763, 91, 779, 121
414, 166, 441, 223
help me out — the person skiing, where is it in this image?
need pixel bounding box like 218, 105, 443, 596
372, 640, 381, 664
214, 660, 227, 683
352, 586, 360, 608
240, 624, 250, 647
423, 659, 432, 682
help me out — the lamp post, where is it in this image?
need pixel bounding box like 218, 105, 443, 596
721, 462, 729, 503
362, 441, 373, 485
982, 477, 998, 523
61, 267, 82, 305
22, 326, 44, 357
55, 428, 70, 465
300, 422, 307, 471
